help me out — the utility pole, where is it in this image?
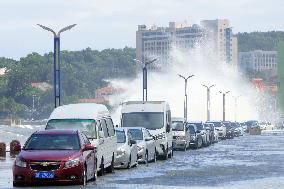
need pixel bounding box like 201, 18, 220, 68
134, 58, 157, 101
219, 90, 230, 121
37, 24, 76, 108
202, 84, 215, 121
178, 74, 194, 122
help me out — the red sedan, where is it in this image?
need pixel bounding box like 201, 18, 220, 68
13, 130, 96, 186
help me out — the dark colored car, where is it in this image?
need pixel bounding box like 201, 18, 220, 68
13, 130, 96, 186
244, 120, 258, 133
222, 121, 234, 139
231, 122, 241, 137
186, 124, 203, 149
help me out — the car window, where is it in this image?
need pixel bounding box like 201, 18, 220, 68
100, 119, 109, 138
81, 133, 91, 145
106, 118, 115, 137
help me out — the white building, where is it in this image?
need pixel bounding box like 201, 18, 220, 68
238, 50, 277, 74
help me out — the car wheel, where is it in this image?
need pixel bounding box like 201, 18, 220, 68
127, 155, 131, 169
97, 158, 104, 176
145, 151, 149, 164
106, 155, 115, 173
153, 150, 157, 162
80, 165, 87, 185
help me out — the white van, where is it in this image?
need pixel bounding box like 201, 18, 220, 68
45, 103, 116, 176
120, 101, 173, 160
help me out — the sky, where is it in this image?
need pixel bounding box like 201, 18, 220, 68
0, 0, 283, 59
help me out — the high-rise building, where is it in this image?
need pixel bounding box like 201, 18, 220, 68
238, 50, 277, 74
200, 19, 238, 65
136, 19, 238, 66
136, 22, 204, 65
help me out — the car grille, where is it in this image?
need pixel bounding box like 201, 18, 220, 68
30, 162, 61, 171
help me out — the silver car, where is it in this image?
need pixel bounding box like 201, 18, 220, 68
128, 127, 156, 164
172, 118, 190, 151
114, 128, 138, 169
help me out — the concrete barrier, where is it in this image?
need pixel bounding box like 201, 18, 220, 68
0, 142, 6, 157
10, 140, 21, 157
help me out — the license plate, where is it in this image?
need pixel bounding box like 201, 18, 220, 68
35, 171, 54, 179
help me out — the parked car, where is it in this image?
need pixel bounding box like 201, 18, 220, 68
244, 120, 258, 133
172, 117, 190, 151
13, 130, 96, 186
121, 101, 173, 160
223, 121, 234, 139
188, 121, 210, 146
186, 124, 203, 149
114, 128, 138, 169
128, 127, 156, 163
45, 103, 116, 176
231, 122, 241, 137
206, 121, 226, 140
204, 123, 215, 144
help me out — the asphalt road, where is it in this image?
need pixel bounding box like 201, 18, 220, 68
1, 127, 284, 188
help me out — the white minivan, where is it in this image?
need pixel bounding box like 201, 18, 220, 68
120, 101, 173, 160
45, 103, 116, 176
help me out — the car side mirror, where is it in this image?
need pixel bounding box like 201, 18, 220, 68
84, 144, 94, 151
98, 131, 104, 138
130, 140, 136, 145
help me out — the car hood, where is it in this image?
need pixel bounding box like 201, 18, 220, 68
19, 150, 81, 162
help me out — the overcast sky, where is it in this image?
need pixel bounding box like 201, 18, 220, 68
0, 0, 283, 59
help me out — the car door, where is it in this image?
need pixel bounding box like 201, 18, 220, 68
100, 119, 110, 166
80, 133, 95, 178
144, 129, 155, 160
128, 130, 137, 165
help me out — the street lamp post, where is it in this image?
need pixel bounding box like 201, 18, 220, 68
178, 74, 194, 122
202, 84, 215, 121
233, 95, 241, 122
219, 90, 230, 121
37, 24, 76, 108
134, 58, 157, 101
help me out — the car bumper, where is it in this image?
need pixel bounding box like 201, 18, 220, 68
155, 138, 169, 156
137, 149, 146, 162
114, 154, 129, 168
13, 164, 84, 185
173, 139, 187, 149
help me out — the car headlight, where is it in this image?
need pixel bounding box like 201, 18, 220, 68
117, 149, 126, 156
156, 133, 166, 140
137, 145, 144, 151
15, 157, 27, 168
65, 157, 80, 168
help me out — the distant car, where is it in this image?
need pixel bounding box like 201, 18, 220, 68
204, 123, 215, 144
172, 118, 191, 151
186, 124, 203, 149
206, 121, 226, 140
223, 121, 234, 139
128, 127, 156, 164
188, 122, 210, 146
114, 128, 138, 169
231, 122, 241, 137
13, 130, 96, 186
244, 120, 258, 133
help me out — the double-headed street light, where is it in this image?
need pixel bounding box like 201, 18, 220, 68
219, 90, 230, 121
37, 24, 76, 108
202, 84, 215, 121
134, 58, 157, 101
178, 74, 194, 122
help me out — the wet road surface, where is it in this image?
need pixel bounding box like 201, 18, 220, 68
1, 126, 284, 188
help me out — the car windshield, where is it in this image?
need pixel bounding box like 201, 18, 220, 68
187, 125, 196, 134
245, 121, 258, 126
208, 122, 221, 127
46, 119, 97, 139
24, 134, 80, 150
190, 123, 203, 130
172, 121, 184, 131
129, 129, 143, 140
116, 130, 126, 143
122, 112, 164, 130
223, 122, 231, 128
